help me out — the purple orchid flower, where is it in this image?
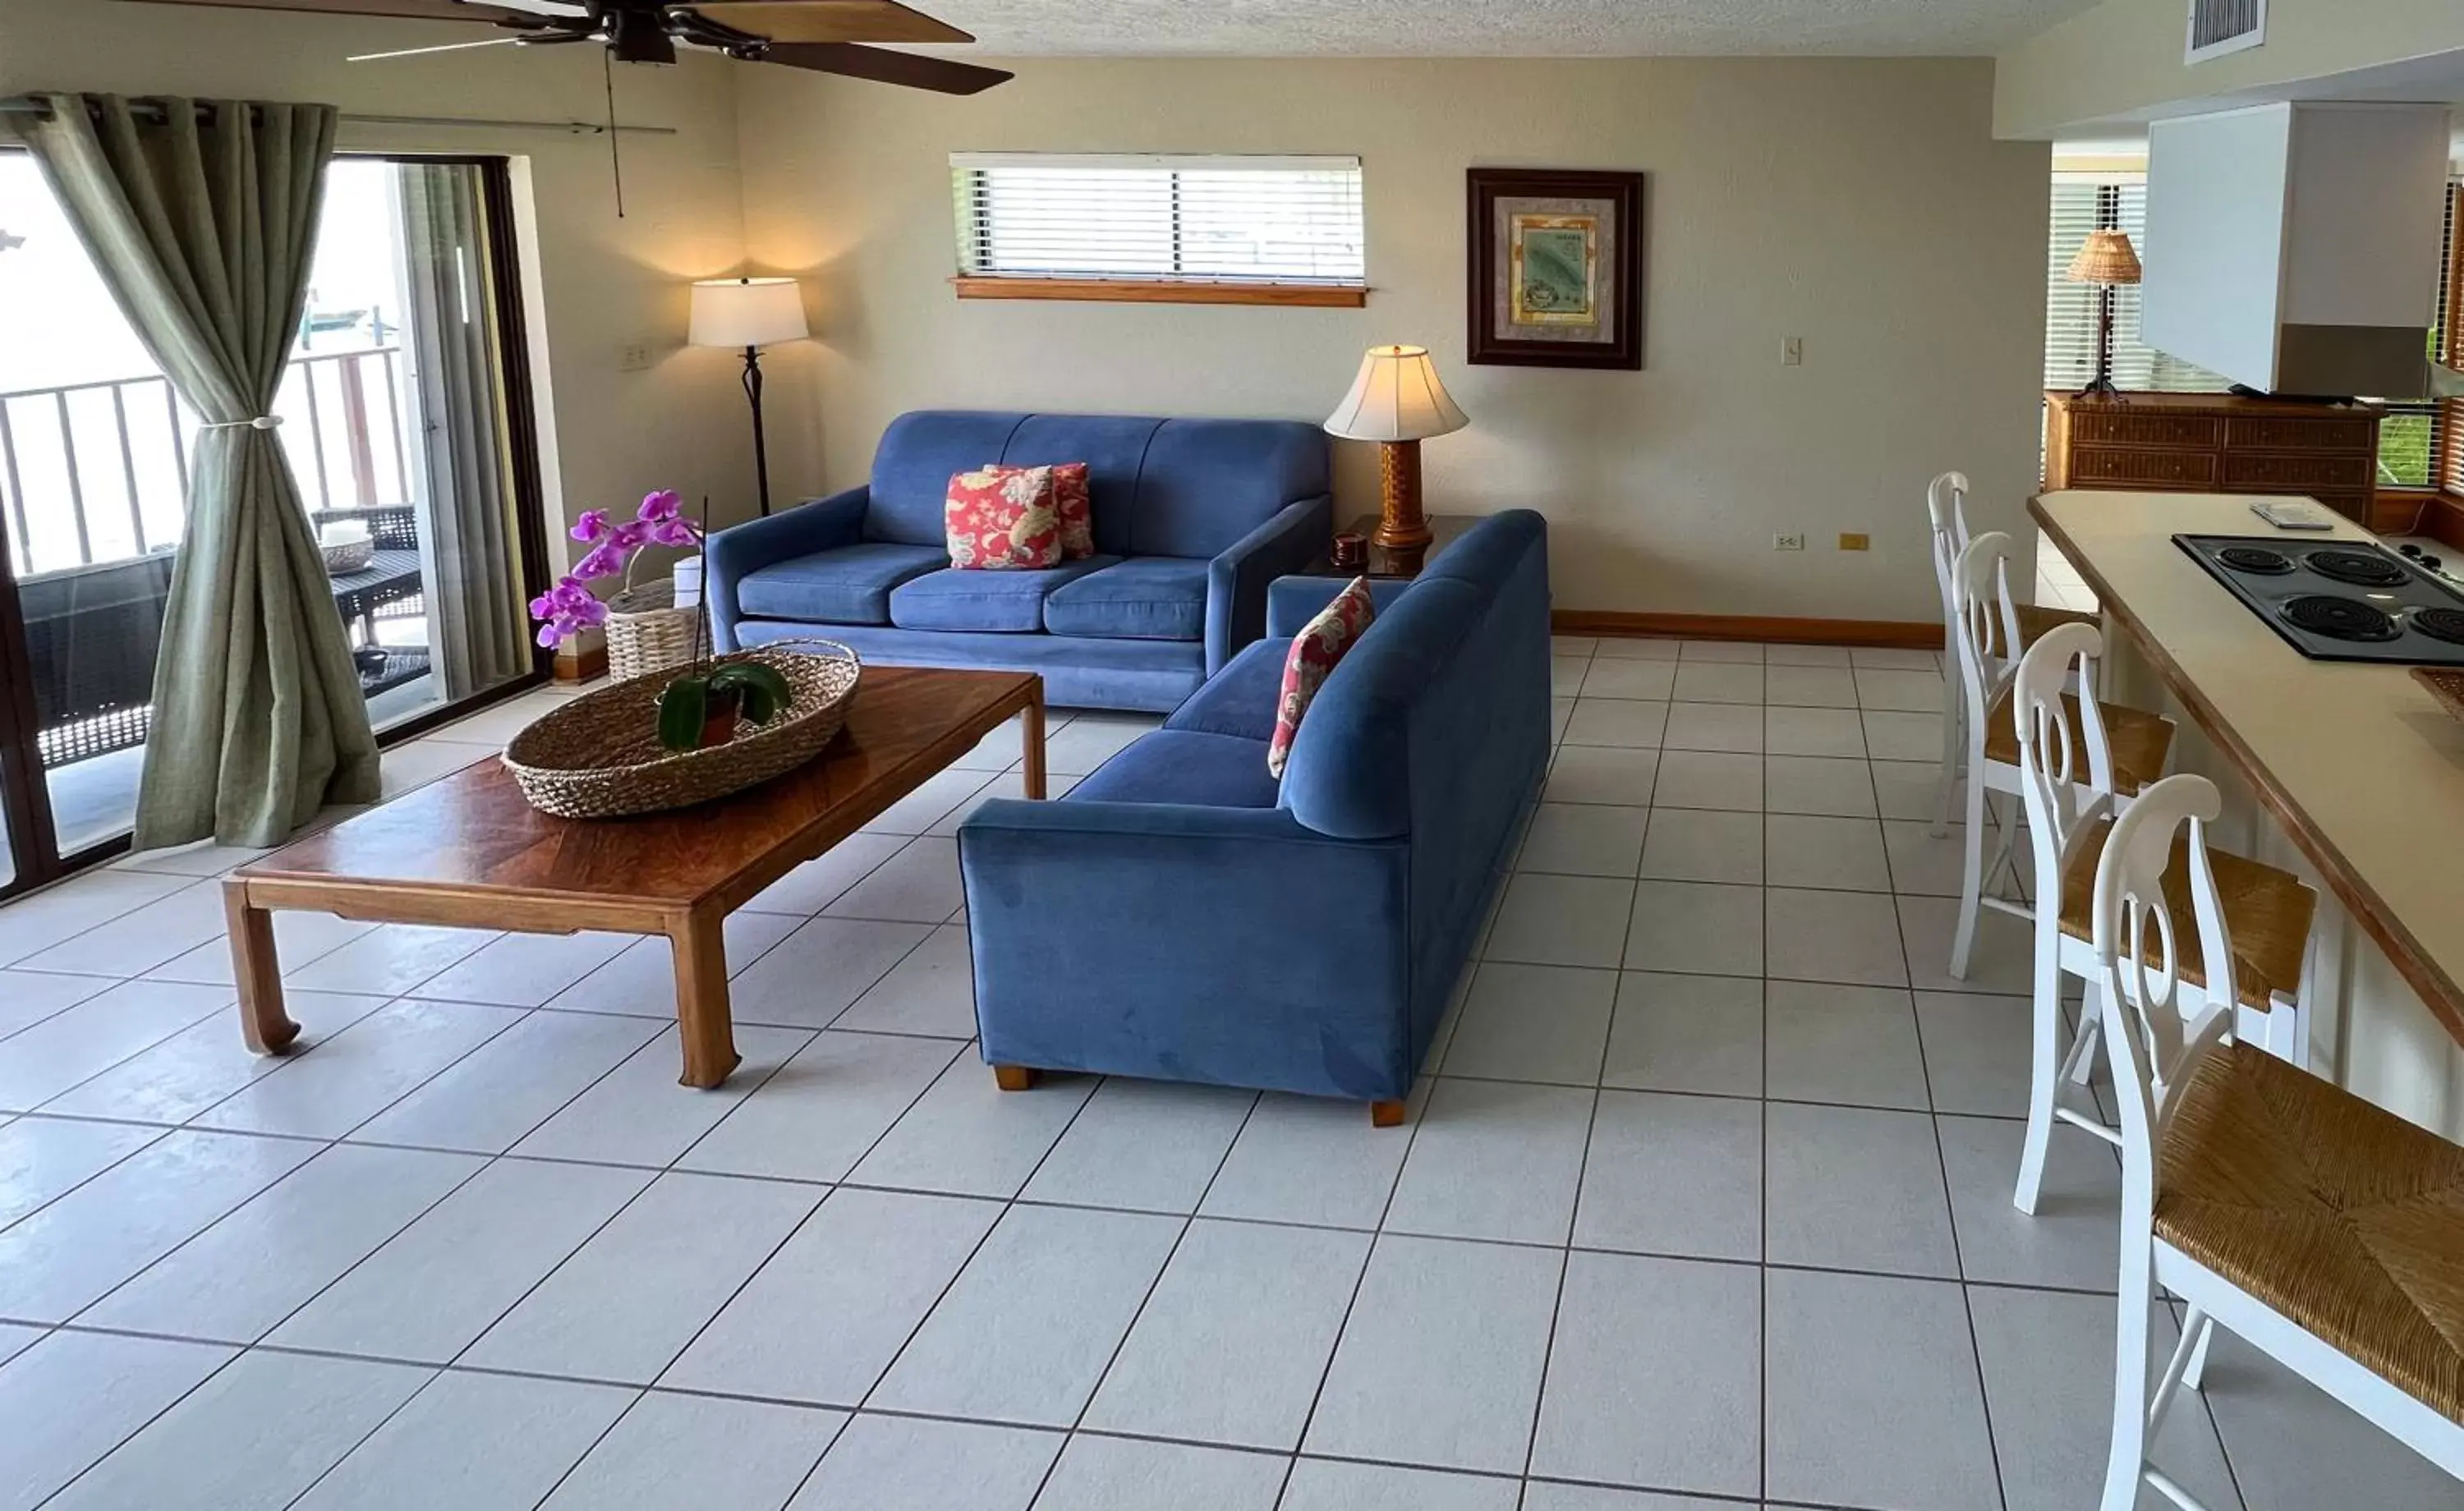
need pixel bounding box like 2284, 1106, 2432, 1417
535, 487, 698, 648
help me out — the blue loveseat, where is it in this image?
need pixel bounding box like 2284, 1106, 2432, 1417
704, 410, 1332, 711
957, 511, 1552, 1122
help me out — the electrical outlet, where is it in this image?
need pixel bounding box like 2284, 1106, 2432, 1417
1838, 532, 1871, 552
1781, 336, 1804, 367
618, 342, 654, 372
1773, 532, 1807, 552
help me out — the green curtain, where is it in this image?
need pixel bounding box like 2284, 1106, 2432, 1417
23, 94, 380, 848
401, 162, 527, 698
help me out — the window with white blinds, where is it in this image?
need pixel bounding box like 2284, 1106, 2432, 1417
951, 154, 1366, 287
2044, 175, 2226, 395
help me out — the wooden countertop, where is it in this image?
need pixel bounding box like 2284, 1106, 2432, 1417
2031, 489, 2464, 1048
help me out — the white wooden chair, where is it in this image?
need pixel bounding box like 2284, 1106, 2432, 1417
1947, 531, 2173, 980
2004, 621, 2315, 1215
2089, 773, 2464, 1511
1925, 471, 2098, 838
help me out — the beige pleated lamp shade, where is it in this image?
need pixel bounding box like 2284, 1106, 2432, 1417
2066, 229, 2144, 287
689, 276, 810, 348
1324, 345, 1470, 443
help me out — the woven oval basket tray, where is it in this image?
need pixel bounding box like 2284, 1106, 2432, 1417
503, 643, 861, 820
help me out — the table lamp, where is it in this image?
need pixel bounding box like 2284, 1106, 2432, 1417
1324, 344, 1469, 551
689, 276, 809, 517
2066, 229, 2143, 401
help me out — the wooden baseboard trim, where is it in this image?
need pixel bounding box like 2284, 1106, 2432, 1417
1552, 610, 1946, 650
554, 645, 608, 683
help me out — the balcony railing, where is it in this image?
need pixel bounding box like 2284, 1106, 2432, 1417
0, 344, 413, 580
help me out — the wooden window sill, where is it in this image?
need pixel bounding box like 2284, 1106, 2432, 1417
949, 276, 1367, 308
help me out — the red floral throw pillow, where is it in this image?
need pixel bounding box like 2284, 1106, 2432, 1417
1268, 576, 1376, 779
945, 465, 1063, 570
1050, 462, 1095, 560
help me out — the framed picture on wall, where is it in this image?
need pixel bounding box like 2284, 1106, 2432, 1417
1466, 168, 1646, 370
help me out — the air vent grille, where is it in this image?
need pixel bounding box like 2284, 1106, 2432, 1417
2186, 0, 2266, 62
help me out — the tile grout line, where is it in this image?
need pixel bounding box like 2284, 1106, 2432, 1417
793, 1061, 1116, 1509
1280, 1068, 1437, 1500
1049, 1087, 1263, 1502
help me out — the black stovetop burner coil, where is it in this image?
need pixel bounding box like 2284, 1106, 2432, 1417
2305, 548, 2411, 588
2281, 595, 2402, 642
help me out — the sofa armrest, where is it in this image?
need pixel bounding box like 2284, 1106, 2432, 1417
1265, 573, 1418, 637
1207, 494, 1332, 676
705, 485, 870, 650
958, 797, 1418, 1100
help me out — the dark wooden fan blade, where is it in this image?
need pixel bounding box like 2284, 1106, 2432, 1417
757, 42, 1010, 94
687, 2, 971, 45
114, 0, 543, 21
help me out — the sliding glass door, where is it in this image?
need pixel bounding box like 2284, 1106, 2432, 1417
0, 150, 547, 895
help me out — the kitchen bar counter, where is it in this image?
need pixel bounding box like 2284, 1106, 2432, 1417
2033, 489, 2464, 1137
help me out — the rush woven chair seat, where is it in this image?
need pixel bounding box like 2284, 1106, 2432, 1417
2054, 817, 2316, 1010
2004, 620, 2314, 1219
1947, 530, 2177, 981
1986, 691, 2173, 797
2088, 773, 2463, 1510
1990, 602, 2103, 659
2158, 1039, 2464, 1427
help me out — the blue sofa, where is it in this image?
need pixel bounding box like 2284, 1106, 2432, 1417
957, 511, 1552, 1122
704, 410, 1332, 711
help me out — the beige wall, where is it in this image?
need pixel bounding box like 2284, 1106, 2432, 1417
0, 0, 760, 567
1996, 0, 2464, 139
736, 57, 2050, 621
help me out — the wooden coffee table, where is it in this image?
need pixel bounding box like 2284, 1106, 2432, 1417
223, 666, 1043, 1089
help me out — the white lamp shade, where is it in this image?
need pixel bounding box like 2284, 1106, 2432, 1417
1323, 344, 1469, 443
688, 277, 809, 348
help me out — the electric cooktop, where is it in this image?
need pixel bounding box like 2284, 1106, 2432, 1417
2173, 535, 2464, 665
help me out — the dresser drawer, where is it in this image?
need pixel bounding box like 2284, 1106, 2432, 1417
2223, 415, 2379, 453
2068, 448, 2220, 487
2222, 452, 2378, 491
2066, 411, 2226, 448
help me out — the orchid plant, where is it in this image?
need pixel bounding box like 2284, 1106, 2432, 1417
529, 489, 704, 649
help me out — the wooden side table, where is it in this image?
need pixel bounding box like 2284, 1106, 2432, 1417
1300, 513, 1479, 581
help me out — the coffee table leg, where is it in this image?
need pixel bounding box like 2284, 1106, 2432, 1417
224, 881, 300, 1055
670, 907, 741, 1089
1022, 685, 1047, 801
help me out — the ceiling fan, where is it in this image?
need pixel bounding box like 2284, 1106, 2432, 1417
117, 0, 1014, 95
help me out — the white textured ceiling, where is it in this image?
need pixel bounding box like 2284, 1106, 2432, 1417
905, 0, 2104, 57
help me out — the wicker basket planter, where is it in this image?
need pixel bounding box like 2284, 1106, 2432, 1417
503, 643, 861, 819
605, 581, 709, 682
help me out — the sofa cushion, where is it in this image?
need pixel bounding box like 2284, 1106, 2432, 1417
1052, 462, 1095, 559
734, 543, 946, 626
1068, 729, 1283, 809
890, 557, 1119, 633
868, 411, 1028, 546
1130, 418, 1330, 558
1165, 636, 1291, 742
1000, 414, 1161, 558
1042, 558, 1211, 642
946, 465, 1064, 570
1269, 576, 1376, 778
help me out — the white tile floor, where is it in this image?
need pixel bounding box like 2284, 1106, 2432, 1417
0, 658, 2457, 1510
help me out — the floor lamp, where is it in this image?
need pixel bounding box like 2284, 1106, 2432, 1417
2067, 228, 2142, 401
689, 277, 809, 517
